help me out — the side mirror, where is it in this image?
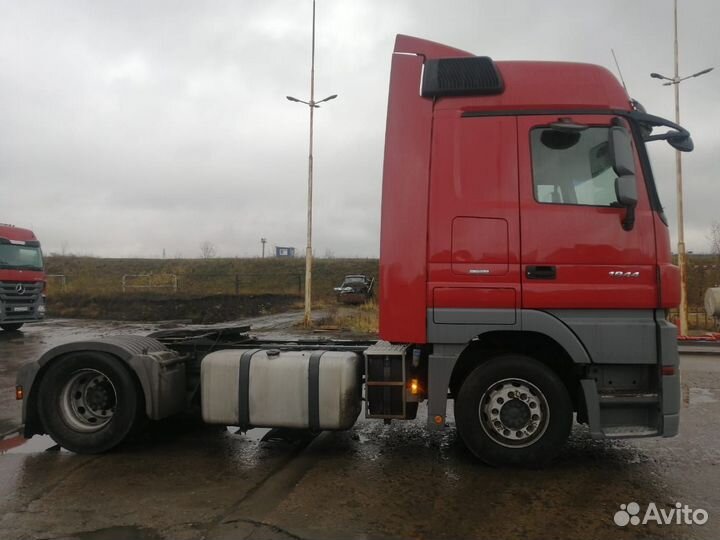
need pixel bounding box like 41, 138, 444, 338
668, 133, 694, 152
615, 175, 637, 231
609, 126, 635, 176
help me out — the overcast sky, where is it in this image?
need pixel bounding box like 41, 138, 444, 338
1, 0, 718, 258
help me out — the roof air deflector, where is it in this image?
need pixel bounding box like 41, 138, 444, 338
422, 57, 504, 98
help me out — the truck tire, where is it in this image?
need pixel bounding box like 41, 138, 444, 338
455, 354, 572, 468
37, 352, 145, 454
1, 323, 24, 331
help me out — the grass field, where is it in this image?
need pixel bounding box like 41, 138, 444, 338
45, 256, 378, 299
43, 256, 379, 324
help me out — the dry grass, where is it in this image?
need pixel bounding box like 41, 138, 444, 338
42, 256, 378, 322
315, 300, 379, 336
44, 256, 378, 302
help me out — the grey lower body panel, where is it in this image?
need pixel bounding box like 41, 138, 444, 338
427, 344, 464, 429
426, 307, 679, 438
428, 307, 593, 364
16, 362, 40, 430
657, 314, 680, 418
548, 309, 657, 364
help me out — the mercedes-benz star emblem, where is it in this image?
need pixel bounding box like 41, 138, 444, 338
15, 284, 25, 295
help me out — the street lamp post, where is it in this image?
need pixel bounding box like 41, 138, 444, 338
287, 0, 337, 327
649, 0, 714, 337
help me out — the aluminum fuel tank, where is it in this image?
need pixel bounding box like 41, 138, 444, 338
201, 349, 362, 430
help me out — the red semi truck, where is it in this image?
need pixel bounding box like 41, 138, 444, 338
16, 36, 692, 466
0, 224, 46, 331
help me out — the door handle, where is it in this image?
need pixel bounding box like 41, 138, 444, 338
526, 265, 556, 280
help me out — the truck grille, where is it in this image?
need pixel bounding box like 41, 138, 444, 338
0, 281, 43, 321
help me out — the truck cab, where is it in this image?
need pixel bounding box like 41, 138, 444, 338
0, 224, 46, 331
378, 36, 688, 464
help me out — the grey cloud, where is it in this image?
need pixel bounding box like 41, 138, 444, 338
0, 0, 717, 258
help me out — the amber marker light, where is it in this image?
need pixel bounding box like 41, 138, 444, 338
15, 386, 24, 400
410, 379, 419, 395
434, 415, 444, 425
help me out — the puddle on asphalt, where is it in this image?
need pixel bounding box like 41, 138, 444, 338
1, 427, 300, 456
689, 387, 718, 405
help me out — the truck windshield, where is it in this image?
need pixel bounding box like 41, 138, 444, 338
0, 244, 44, 271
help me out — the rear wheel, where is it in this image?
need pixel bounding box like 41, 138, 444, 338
37, 352, 145, 454
455, 354, 572, 467
1, 323, 24, 331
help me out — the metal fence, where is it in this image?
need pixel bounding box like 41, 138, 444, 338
667, 307, 717, 331
122, 274, 178, 293
174, 273, 303, 295
46, 274, 67, 291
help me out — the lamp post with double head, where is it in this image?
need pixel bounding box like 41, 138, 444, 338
286, 0, 337, 327
649, 0, 713, 336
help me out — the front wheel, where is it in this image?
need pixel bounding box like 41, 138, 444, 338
455, 354, 572, 467
37, 352, 145, 454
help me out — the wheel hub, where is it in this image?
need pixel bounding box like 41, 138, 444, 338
59, 369, 117, 433
85, 377, 116, 413
499, 398, 531, 429
479, 379, 549, 448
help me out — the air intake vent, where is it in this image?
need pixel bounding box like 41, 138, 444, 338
422, 57, 504, 98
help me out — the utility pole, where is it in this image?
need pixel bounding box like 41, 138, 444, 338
286, 0, 337, 327
650, 0, 714, 336
261, 238, 267, 259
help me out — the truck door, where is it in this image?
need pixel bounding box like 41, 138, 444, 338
517, 115, 657, 309
427, 113, 521, 328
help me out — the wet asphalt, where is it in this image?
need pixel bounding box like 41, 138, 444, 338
1, 318, 719, 540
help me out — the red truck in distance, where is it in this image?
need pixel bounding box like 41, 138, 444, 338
0, 224, 46, 331
16, 36, 692, 467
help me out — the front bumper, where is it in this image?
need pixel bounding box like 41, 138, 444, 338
0, 294, 46, 324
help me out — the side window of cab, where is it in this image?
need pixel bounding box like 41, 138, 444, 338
531, 126, 622, 207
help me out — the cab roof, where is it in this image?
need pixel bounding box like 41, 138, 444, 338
0, 224, 38, 243
395, 34, 631, 114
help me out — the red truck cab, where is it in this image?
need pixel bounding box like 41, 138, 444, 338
376, 36, 688, 465
0, 224, 46, 331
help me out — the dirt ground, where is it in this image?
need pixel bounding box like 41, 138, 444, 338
1, 316, 719, 539
47, 293, 299, 324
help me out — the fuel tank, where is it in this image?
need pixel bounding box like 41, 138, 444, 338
201, 349, 362, 430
